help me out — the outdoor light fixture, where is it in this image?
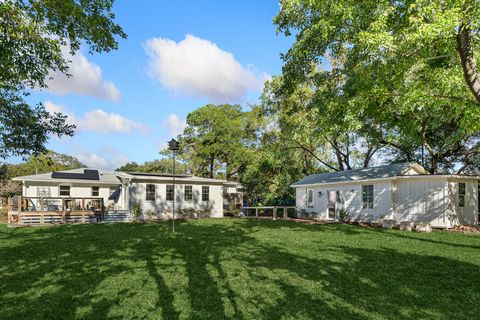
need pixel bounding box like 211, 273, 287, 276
318, 191, 322, 197
168, 138, 180, 232
168, 139, 180, 151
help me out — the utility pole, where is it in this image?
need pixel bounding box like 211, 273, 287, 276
168, 139, 180, 233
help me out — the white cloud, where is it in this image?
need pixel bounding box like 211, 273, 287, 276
44, 48, 121, 102
144, 34, 266, 102
45, 101, 148, 134
75, 146, 130, 170
164, 114, 186, 137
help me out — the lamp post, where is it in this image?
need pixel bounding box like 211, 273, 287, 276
168, 138, 180, 233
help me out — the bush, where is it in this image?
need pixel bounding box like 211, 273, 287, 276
181, 208, 196, 219
144, 210, 156, 221
226, 203, 241, 217
197, 210, 210, 218
339, 209, 349, 222
131, 203, 142, 220
0, 207, 7, 223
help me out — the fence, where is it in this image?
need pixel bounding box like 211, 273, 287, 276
242, 206, 297, 220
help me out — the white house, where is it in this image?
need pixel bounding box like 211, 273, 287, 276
12, 168, 243, 220
292, 162, 479, 228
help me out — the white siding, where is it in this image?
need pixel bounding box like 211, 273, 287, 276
130, 181, 224, 218
295, 181, 393, 221
396, 178, 449, 228
448, 179, 478, 226
23, 182, 123, 209
296, 187, 307, 211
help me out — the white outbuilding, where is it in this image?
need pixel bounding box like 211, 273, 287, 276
292, 162, 479, 228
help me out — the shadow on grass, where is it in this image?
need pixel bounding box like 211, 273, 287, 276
0, 220, 479, 319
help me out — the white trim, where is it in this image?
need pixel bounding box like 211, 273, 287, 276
291, 177, 393, 188
291, 174, 480, 188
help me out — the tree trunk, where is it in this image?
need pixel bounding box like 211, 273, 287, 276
456, 22, 480, 105
209, 156, 214, 178
331, 138, 345, 171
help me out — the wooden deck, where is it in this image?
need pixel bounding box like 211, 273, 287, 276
7, 196, 106, 226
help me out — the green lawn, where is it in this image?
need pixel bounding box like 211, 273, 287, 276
0, 219, 479, 320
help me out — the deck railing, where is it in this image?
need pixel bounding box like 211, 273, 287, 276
7, 196, 105, 225
242, 206, 296, 219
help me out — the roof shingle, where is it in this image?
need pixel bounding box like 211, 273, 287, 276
292, 162, 421, 186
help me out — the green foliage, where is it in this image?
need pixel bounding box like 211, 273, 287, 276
273, 0, 480, 174
226, 203, 241, 217
3, 151, 85, 179
1, 220, 479, 319
177, 104, 264, 180
0, 0, 126, 158
131, 203, 142, 220
181, 208, 197, 219
339, 209, 349, 222
116, 159, 188, 174
0, 98, 75, 158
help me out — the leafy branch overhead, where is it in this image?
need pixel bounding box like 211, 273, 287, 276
0, 0, 126, 158
272, 0, 480, 174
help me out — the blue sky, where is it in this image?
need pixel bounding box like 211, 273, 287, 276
20, 1, 294, 169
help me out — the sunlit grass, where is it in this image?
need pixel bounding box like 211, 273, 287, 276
0, 219, 479, 319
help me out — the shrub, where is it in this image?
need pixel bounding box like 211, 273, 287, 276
144, 210, 156, 221
182, 208, 196, 219
227, 203, 241, 217
0, 207, 7, 223
339, 209, 349, 222
131, 203, 142, 220
197, 210, 210, 218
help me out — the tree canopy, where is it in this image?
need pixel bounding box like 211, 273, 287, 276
115, 159, 188, 175
1, 151, 85, 180
272, 0, 480, 174
0, 0, 126, 158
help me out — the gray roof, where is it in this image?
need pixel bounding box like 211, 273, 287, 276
13, 168, 239, 186
12, 168, 130, 184
292, 162, 424, 186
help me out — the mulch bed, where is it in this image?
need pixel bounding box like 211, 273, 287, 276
447, 225, 480, 234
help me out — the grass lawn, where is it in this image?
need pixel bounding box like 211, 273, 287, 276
0, 219, 479, 320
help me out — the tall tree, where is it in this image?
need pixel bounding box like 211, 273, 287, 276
274, 0, 480, 173
0, 0, 126, 158
3, 151, 86, 179
115, 159, 188, 174
178, 104, 261, 179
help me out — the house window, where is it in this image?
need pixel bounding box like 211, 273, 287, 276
459, 183, 466, 208
362, 185, 374, 209
59, 186, 70, 196
92, 186, 99, 197
166, 185, 174, 201
202, 186, 209, 201
307, 188, 314, 208
184, 185, 193, 201
146, 184, 156, 201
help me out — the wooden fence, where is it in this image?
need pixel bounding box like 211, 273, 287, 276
242, 206, 297, 220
